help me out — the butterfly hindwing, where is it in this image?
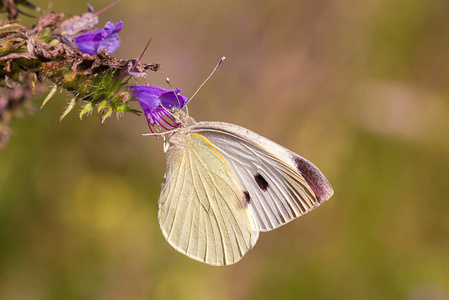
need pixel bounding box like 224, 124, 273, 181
190, 121, 334, 232
158, 131, 252, 266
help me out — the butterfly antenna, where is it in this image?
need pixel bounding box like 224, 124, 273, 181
187, 56, 225, 105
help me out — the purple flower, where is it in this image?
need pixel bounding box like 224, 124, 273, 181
74, 21, 123, 55
129, 85, 189, 130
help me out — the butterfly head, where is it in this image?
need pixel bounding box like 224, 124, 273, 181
129, 57, 224, 135
129, 85, 190, 132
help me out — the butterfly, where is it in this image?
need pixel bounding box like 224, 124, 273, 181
129, 77, 333, 266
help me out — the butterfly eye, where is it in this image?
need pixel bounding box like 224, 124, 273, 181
254, 173, 269, 191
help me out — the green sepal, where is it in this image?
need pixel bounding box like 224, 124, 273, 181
97, 100, 108, 112
79, 102, 94, 119
41, 85, 57, 109
59, 98, 76, 122
101, 107, 113, 124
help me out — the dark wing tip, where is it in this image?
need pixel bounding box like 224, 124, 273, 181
293, 155, 334, 203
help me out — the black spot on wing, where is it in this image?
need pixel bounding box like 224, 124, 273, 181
243, 191, 251, 205
293, 156, 334, 203
254, 173, 269, 191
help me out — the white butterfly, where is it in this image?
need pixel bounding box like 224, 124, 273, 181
157, 110, 333, 266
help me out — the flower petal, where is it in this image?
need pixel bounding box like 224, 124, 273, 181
74, 30, 103, 55
135, 93, 160, 114
129, 85, 189, 128
98, 36, 120, 53
101, 21, 115, 37
111, 21, 123, 35
160, 91, 189, 109
130, 85, 167, 98
74, 21, 123, 55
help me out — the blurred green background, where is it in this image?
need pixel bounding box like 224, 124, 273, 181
1, 0, 449, 299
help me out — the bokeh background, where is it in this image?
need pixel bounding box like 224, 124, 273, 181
1, 0, 449, 299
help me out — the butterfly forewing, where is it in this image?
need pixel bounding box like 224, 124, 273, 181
158, 131, 252, 266
191, 122, 334, 232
